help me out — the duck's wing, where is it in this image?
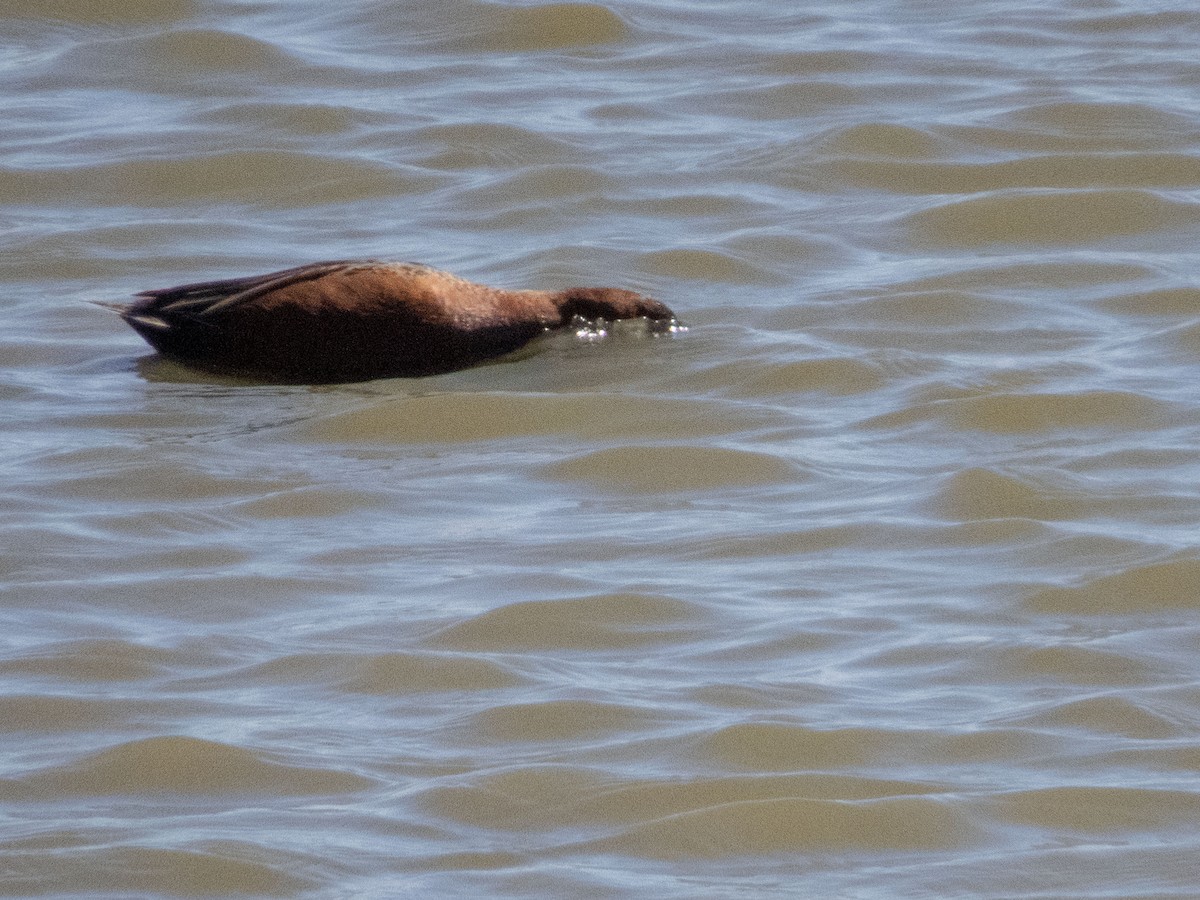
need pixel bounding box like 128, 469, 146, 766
132, 259, 376, 318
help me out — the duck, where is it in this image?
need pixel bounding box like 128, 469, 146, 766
101, 259, 676, 383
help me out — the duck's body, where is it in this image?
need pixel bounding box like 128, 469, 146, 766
105, 260, 674, 382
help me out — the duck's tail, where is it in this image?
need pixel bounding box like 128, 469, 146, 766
91, 299, 170, 332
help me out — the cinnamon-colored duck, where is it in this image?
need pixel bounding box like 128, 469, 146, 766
106, 259, 676, 383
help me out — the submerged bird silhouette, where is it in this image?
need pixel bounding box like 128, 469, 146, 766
101, 259, 676, 383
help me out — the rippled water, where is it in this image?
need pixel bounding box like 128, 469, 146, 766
6, 0, 1200, 896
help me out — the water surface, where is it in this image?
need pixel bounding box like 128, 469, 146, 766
5, 0, 1200, 896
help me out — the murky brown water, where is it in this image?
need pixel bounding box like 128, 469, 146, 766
5, 0, 1200, 896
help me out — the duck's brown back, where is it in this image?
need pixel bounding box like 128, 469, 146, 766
123, 261, 563, 382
